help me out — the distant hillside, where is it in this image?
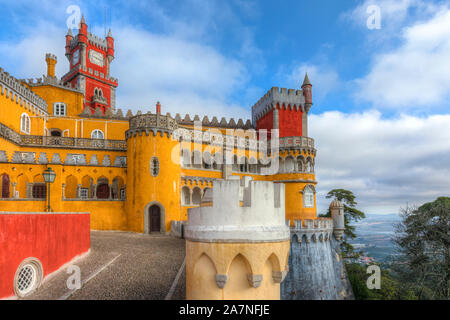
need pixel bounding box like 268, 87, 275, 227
348, 213, 401, 263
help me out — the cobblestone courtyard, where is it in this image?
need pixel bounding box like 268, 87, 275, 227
24, 231, 186, 300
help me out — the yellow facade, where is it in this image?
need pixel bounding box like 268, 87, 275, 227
0, 52, 318, 234
186, 241, 290, 300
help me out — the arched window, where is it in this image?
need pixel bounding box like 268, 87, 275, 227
50, 129, 62, 137
303, 185, 315, 208
1, 173, 10, 198
91, 129, 104, 140
285, 156, 295, 173
53, 103, 67, 116
150, 157, 160, 177
181, 186, 191, 205
192, 150, 202, 169
181, 149, 191, 167
20, 113, 30, 134
192, 187, 202, 205
297, 156, 305, 172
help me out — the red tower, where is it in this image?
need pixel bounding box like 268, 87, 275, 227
62, 15, 118, 114
251, 73, 313, 138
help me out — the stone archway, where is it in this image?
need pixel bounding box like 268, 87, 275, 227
143, 201, 166, 234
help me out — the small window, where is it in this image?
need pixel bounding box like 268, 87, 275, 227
50, 129, 62, 137
91, 129, 104, 139
20, 113, 30, 134
80, 188, 89, 199
303, 185, 315, 208
32, 184, 46, 199
120, 188, 126, 200
150, 157, 160, 177
53, 103, 67, 116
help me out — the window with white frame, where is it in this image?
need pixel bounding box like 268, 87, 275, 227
20, 113, 30, 134
53, 103, 67, 116
91, 129, 104, 139
80, 188, 89, 199
303, 185, 315, 208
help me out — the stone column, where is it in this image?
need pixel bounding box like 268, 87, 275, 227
62, 183, 66, 200
109, 184, 113, 200
12, 182, 17, 199
76, 184, 82, 199
92, 184, 97, 200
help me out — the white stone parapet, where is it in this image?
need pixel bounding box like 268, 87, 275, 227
289, 218, 334, 243
185, 179, 290, 243
0, 67, 48, 114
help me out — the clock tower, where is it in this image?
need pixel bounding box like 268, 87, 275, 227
62, 16, 118, 114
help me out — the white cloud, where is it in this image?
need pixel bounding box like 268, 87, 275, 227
355, 7, 450, 108
111, 26, 249, 118
311, 111, 450, 214
0, 0, 254, 120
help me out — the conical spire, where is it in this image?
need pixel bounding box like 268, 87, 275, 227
80, 14, 86, 25
66, 28, 73, 36
107, 28, 113, 38
302, 73, 311, 86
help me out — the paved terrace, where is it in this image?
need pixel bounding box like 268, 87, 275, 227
23, 231, 186, 300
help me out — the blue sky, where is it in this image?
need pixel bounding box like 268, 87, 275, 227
1, 0, 450, 214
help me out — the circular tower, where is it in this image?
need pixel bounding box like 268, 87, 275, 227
184, 179, 290, 300
125, 106, 181, 233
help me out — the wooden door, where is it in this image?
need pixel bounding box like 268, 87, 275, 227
150, 205, 161, 232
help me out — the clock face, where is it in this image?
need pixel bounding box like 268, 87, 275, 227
88, 50, 104, 67
72, 49, 79, 65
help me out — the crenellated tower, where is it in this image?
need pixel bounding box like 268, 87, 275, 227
62, 16, 118, 115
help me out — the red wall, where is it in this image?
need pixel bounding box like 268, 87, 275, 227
0, 213, 90, 299
278, 107, 303, 137
256, 109, 274, 139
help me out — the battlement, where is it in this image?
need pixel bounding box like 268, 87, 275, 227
251, 87, 306, 124
288, 218, 334, 243
0, 67, 48, 114
173, 113, 253, 130
125, 112, 179, 139
45, 53, 57, 62
87, 32, 108, 51
185, 179, 289, 242
23, 75, 83, 93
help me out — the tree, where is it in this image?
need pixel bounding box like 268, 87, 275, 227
346, 263, 417, 300
319, 189, 366, 256
391, 197, 450, 300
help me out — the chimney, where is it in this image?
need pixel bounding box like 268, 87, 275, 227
45, 53, 57, 78
156, 101, 161, 114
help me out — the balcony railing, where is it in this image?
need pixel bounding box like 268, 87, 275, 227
0, 122, 126, 151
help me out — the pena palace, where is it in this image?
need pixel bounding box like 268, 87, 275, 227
0, 17, 319, 234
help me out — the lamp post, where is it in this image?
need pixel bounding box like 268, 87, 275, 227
42, 167, 56, 212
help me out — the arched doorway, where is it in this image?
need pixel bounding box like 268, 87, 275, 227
149, 205, 161, 232
143, 202, 166, 234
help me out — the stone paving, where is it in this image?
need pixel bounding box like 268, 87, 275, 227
24, 231, 186, 300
